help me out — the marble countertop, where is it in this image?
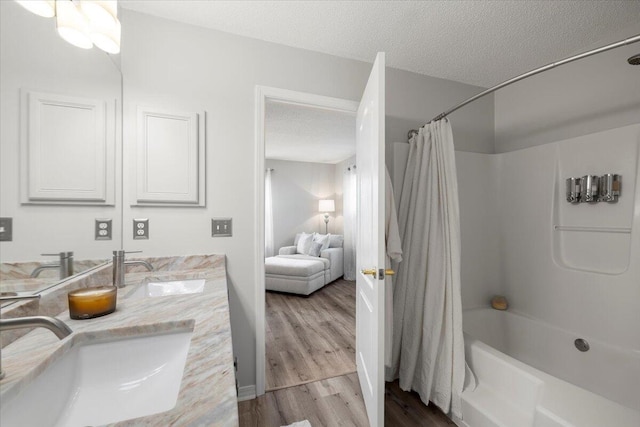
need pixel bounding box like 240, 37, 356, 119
0, 255, 238, 427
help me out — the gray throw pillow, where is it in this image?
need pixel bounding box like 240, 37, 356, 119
313, 233, 331, 251
308, 241, 323, 257
296, 233, 313, 254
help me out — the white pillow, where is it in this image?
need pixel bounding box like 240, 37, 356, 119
296, 233, 313, 254
314, 233, 331, 251
308, 241, 323, 257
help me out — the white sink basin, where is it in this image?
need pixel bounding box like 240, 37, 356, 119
126, 279, 206, 300
1, 330, 193, 427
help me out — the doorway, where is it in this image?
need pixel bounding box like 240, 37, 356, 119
254, 86, 359, 396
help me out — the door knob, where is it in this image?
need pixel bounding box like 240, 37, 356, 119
360, 269, 395, 277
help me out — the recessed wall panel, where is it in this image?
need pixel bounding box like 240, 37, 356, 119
135, 107, 205, 206
22, 90, 113, 204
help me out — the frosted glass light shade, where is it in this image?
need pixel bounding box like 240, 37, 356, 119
80, 0, 117, 27
56, 0, 93, 49
319, 199, 335, 213
15, 0, 55, 18
90, 18, 120, 53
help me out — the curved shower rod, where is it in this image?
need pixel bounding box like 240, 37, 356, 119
428, 33, 640, 123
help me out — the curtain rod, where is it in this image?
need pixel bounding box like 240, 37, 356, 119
429, 33, 640, 123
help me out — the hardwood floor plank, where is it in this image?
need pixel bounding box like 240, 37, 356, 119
265, 279, 357, 391
238, 374, 455, 427
250, 278, 454, 426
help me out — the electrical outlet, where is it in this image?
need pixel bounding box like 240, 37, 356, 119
0, 217, 13, 242
211, 218, 232, 237
95, 219, 112, 240
133, 219, 149, 240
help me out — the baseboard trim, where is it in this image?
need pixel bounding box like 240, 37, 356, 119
237, 385, 257, 401
451, 414, 470, 427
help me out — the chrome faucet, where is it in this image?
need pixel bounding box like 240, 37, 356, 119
0, 313, 72, 380
30, 252, 74, 279
112, 250, 154, 288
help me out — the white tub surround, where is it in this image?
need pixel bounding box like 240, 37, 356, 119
457, 308, 639, 427
0, 254, 238, 426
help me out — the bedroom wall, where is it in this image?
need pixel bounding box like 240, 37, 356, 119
265, 159, 341, 252
120, 9, 494, 391
334, 155, 357, 235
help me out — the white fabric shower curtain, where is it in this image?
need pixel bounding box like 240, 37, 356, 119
388, 119, 466, 418
343, 166, 357, 280
265, 168, 275, 258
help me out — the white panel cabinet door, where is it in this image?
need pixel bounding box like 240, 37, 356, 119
355, 52, 386, 427
135, 107, 205, 206
22, 90, 114, 204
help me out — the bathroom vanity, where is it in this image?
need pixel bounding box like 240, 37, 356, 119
0, 254, 238, 426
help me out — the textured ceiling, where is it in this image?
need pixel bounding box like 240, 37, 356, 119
119, 0, 640, 87
265, 101, 355, 164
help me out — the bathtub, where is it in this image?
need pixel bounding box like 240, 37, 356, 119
455, 308, 640, 427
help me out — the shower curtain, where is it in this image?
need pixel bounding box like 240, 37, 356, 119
265, 168, 274, 258
343, 166, 357, 280
388, 119, 466, 418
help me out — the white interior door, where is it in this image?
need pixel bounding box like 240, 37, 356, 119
355, 52, 386, 427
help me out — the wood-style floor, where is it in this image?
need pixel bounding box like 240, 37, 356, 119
238, 374, 455, 427
249, 278, 454, 426
265, 279, 356, 391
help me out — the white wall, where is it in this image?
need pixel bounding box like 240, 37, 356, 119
266, 159, 341, 252
455, 152, 502, 309
494, 23, 640, 153
386, 68, 495, 180
0, 1, 122, 262
119, 9, 495, 390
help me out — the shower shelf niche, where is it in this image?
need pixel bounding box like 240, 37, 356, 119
551, 125, 638, 276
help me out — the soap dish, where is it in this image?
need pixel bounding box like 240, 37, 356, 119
68, 286, 117, 320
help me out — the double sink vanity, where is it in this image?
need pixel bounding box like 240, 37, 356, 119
0, 254, 238, 426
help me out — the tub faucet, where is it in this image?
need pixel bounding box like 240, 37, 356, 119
30, 252, 74, 279
112, 250, 154, 288
0, 313, 72, 380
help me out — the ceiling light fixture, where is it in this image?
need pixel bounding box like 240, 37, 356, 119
15, 0, 55, 17
15, 0, 121, 54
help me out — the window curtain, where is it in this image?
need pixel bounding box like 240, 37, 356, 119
343, 165, 357, 280
388, 119, 467, 418
265, 168, 275, 258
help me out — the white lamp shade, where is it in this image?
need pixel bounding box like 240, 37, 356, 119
15, 0, 55, 18
56, 0, 93, 49
319, 199, 335, 213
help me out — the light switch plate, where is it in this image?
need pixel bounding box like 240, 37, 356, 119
95, 219, 112, 240
212, 218, 232, 237
133, 219, 149, 240
0, 217, 13, 242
